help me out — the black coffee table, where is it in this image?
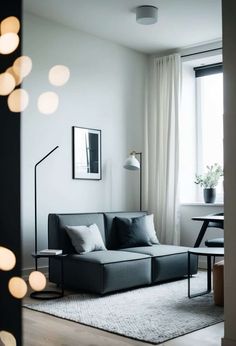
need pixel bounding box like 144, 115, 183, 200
188, 247, 224, 298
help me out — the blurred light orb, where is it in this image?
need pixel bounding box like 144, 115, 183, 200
6, 67, 23, 86
0, 246, 16, 271
1, 16, 20, 35
49, 65, 70, 86
8, 277, 27, 299
8, 88, 29, 113
0, 330, 16, 346
37, 91, 59, 114
0, 33, 19, 54
13, 55, 32, 79
0, 72, 16, 96
29, 271, 46, 291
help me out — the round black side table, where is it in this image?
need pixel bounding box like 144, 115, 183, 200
188, 247, 224, 298
30, 252, 67, 300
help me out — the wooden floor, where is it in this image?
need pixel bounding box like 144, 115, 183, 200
23, 306, 224, 346
23, 278, 224, 346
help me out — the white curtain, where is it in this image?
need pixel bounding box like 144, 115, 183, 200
144, 54, 181, 245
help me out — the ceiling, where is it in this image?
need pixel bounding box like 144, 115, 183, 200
23, 0, 222, 54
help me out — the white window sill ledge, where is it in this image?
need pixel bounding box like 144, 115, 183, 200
181, 202, 224, 207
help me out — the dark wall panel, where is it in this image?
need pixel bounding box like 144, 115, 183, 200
0, 1, 22, 345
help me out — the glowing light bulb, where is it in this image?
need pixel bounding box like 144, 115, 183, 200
37, 91, 59, 114
0, 72, 16, 96
1, 16, 20, 34
0, 246, 16, 271
49, 65, 70, 86
7, 88, 29, 113
0, 33, 19, 54
8, 277, 27, 299
29, 271, 46, 291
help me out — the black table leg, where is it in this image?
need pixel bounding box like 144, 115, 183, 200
188, 252, 191, 298
194, 221, 209, 247
188, 254, 212, 298
61, 254, 64, 297
207, 255, 212, 292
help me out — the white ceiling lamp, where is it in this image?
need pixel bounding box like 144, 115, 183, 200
136, 5, 158, 25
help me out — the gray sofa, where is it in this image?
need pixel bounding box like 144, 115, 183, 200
48, 211, 197, 294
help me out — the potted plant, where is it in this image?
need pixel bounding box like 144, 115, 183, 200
194, 163, 223, 203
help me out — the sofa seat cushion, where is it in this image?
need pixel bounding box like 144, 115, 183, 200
49, 250, 151, 294
122, 245, 198, 283
69, 249, 150, 264
121, 244, 189, 257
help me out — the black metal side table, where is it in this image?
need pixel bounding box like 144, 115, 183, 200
188, 247, 224, 298
30, 252, 67, 300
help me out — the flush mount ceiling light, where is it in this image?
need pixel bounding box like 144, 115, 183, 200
136, 5, 158, 25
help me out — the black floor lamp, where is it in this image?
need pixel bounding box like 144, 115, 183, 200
123, 151, 142, 211
34, 146, 59, 270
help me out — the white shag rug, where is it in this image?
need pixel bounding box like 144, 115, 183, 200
24, 272, 224, 344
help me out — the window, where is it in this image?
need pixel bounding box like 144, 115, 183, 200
195, 64, 223, 201
180, 58, 224, 203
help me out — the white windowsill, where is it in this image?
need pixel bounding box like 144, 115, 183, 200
181, 202, 224, 207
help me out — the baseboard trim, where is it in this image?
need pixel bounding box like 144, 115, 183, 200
222, 338, 236, 346
22, 266, 48, 280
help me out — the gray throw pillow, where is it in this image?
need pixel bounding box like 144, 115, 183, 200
65, 223, 106, 254
143, 214, 159, 244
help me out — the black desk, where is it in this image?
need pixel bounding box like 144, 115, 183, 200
192, 215, 224, 247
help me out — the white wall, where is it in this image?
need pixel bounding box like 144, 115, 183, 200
21, 13, 147, 270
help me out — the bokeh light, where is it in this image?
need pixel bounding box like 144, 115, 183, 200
8, 277, 27, 299
0, 73, 16, 96
13, 56, 32, 79
0, 247, 16, 271
29, 271, 47, 291
7, 88, 29, 112
37, 91, 59, 114
0, 330, 16, 346
49, 65, 70, 86
1, 16, 20, 35
0, 33, 19, 54
6, 67, 23, 86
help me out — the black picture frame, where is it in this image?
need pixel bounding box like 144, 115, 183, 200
72, 126, 102, 180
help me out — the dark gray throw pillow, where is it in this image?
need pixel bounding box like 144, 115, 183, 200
114, 216, 152, 248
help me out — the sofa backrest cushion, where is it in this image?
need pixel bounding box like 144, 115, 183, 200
104, 211, 147, 249
48, 213, 106, 253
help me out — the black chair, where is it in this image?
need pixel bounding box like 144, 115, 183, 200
205, 212, 224, 248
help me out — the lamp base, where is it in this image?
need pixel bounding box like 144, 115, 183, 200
30, 290, 63, 300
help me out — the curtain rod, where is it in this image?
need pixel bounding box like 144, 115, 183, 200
181, 47, 222, 58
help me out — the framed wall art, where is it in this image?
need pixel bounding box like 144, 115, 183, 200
72, 126, 101, 180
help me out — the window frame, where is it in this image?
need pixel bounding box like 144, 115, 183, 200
194, 63, 223, 202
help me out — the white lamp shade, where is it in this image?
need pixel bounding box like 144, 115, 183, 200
123, 154, 140, 170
